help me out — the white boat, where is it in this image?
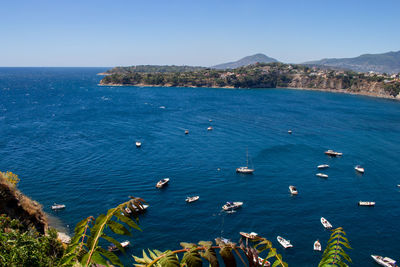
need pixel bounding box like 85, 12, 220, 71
313, 240, 322, 251
51, 203, 66, 210
185, 196, 199, 203
135, 141, 141, 147
288, 130, 292, 134
240, 232, 259, 239
371, 255, 397, 267
236, 148, 254, 174
207, 126, 213, 131
125, 204, 149, 214
185, 130, 189, 134
325, 150, 343, 157
320, 217, 333, 229
398, 184, 400, 188
277, 236, 293, 248
358, 201, 375, 206
316, 173, 328, 178
317, 164, 329, 169
355, 165, 365, 173
222, 201, 243, 211
254, 256, 271, 266
108, 240, 130, 252
156, 178, 170, 188
289, 185, 298, 195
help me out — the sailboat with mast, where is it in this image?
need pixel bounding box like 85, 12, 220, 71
236, 148, 254, 174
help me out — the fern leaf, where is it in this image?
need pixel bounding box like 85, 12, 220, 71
97, 247, 124, 267
181, 248, 202, 267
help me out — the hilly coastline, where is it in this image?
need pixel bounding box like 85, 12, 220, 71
212, 53, 278, 69
99, 62, 400, 99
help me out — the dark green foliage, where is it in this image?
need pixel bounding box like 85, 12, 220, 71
0, 215, 64, 267
384, 82, 400, 96
319, 227, 352, 267
105, 65, 206, 74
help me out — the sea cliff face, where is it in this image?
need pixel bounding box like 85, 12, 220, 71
99, 63, 400, 99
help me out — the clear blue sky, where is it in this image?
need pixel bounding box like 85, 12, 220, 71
1, 0, 399, 67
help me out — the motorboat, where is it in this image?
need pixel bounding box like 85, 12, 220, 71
289, 185, 298, 195
316, 173, 328, 178
371, 255, 397, 267
358, 201, 375, 206
320, 217, 333, 229
124, 204, 149, 214
51, 203, 66, 210
236, 148, 254, 174
288, 130, 292, 134
317, 164, 329, 169
108, 240, 130, 252
185, 196, 199, 203
314, 240, 322, 251
207, 126, 213, 131
222, 201, 243, 211
156, 178, 170, 188
185, 130, 189, 134
240, 232, 259, 240
277, 236, 293, 248
135, 141, 141, 148
255, 256, 271, 266
325, 150, 343, 157
355, 165, 365, 173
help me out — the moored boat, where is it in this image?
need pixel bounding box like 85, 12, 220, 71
320, 217, 332, 229
358, 201, 375, 206
236, 148, 254, 174
207, 126, 213, 131
314, 240, 322, 251
288, 130, 292, 134
222, 201, 243, 211
156, 178, 170, 188
316, 173, 328, 178
255, 256, 271, 266
289, 185, 298, 195
277, 236, 293, 248
51, 203, 66, 210
371, 255, 397, 267
185, 130, 189, 134
355, 165, 365, 173
317, 164, 329, 169
240, 232, 259, 240
325, 150, 343, 157
108, 240, 130, 252
136, 141, 141, 147
125, 204, 149, 214
185, 196, 199, 203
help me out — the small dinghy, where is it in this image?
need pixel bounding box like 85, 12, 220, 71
316, 173, 328, 178
289, 185, 298, 195
325, 150, 343, 157
135, 141, 142, 148
355, 165, 365, 173
317, 164, 329, 169
156, 178, 170, 188
321, 217, 333, 229
277, 236, 293, 248
51, 203, 66, 210
207, 126, 213, 131
240, 232, 259, 240
185, 196, 199, 203
108, 240, 130, 252
358, 201, 375, 206
371, 255, 397, 267
288, 130, 292, 134
314, 240, 322, 251
185, 130, 189, 134
222, 201, 243, 211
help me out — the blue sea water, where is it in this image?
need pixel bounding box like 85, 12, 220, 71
0, 67, 399, 266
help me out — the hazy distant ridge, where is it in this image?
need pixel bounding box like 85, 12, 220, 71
212, 53, 278, 69
304, 51, 400, 74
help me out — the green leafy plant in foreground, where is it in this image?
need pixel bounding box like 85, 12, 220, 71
319, 227, 352, 267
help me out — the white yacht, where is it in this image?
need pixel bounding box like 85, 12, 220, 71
185, 196, 199, 203
320, 217, 333, 229
316, 173, 328, 178
135, 141, 142, 147
314, 240, 322, 251
236, 148, 254, 174
355, 165, 365, 173
222, 201, 243, 211
156, 178, 170, 188
358, 201, 375, 206
317, 164, 329, 169
240, 232, 259, 240
289, 185, 298, 195
325, 150, 343, 157
51, 203, 66, 210
108, 240, 130, 252
207, 126, 213, 131
371, 255, 397, 267
277, 236, 293, 248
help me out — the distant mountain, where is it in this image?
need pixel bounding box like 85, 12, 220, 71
305, 51, 400, 74
212, 53, 278, 69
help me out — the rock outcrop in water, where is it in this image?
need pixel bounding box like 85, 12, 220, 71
0, 172, 48, 234
100, 62, 400, 99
